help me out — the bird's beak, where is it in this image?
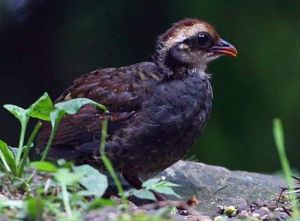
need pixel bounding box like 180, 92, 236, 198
209, 39, 238, 57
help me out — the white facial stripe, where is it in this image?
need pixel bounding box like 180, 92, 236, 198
164, 23, 207, 49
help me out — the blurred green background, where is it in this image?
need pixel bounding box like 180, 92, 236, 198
0, 0, 299, 173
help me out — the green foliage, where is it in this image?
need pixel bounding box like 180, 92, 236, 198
128, 177, 180, 201
0, 139, 17, 174
73, 164, 108, 197
3, 93, 53, 167
1, 93, 54, 177
54, 168, 82, 218
27, 196, 44, 221
30, 161, 59, 173
28, 92, 54, 121
117, 213, 174, 221
0, 93, 108, 178
87, 198, 115, 210
0, 93, 181, 219
273, 119, 300, 218
42, 97, 107, 161
142, 178, 180, 198
97, 118, 127, 204
54, 98, 107, 115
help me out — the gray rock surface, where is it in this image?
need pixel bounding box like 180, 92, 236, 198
86, 161, 289, 220
157, 161, 286, 215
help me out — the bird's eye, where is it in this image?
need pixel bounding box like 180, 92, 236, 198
197, 32, 213, 48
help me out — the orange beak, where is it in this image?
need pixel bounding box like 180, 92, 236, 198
209, 39, 238, 57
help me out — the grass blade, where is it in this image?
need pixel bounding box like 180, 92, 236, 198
273, 118, 299, 217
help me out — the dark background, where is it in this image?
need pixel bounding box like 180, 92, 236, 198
0, 0, 299, 173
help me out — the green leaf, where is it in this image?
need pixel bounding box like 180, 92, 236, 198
28, 92, 54, 121
27, 197, 44, 220
8, 146, 18, 156
88, 198, 115, 210
57, 159, 67, 166
142, 178, 161, 188
57, 159, 74, 168
132, 189, 156, 201
41, 98, 100, 161
151, 186, 181, 198
3, 104, 29, 124
50, 109, 65, 128
30, 161, 58, 173
0, 149, 10, 173
0, 199, 24, 209
4, 104, 30, 168
54, 168, 82, 185
54, 98, 107, 115
155, 180, 180, 188
142, 178, 181, 198
73, 165, 108, 197
0, 140, 17, 174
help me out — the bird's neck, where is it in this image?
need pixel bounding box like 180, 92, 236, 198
153, 47, 207, 80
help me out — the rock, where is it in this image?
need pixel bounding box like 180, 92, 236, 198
157, 161, 286, 216
88, 161, 289, 220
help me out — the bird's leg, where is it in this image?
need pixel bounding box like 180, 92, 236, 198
122, 174, 143, 190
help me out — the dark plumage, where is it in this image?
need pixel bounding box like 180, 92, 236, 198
36, 18, 237, 188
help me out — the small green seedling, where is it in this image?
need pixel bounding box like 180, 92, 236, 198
129, 177, 180, 201
31, 161, 108, 219
0, 92, 182, 219
0, 93, 107, 179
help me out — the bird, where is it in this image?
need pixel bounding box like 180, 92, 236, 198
36, 18, 237, 189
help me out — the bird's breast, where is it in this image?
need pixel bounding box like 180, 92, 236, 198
108, 71, 213, 175
144, 71, 212, 131
137, 71, 213, 170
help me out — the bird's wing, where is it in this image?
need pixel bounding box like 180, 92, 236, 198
36, 62, 163, 159
56, 62, 163, 111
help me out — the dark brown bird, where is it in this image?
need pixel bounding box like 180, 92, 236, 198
37, 18, 237, 188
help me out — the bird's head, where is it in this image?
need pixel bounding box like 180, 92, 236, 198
154, 18, 237, 78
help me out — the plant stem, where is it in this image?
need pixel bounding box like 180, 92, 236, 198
27, 121, 59, 183
0, 150, 11, 173
26, 169, 37, 183
16, 117, 29, 166
41, 123, 59, 161
61, 183, 73, 217
17, 121, 42, 177
99, 119, 127, 205
273, 119, 299, 217
26, 121, 43, 151
95, 104, 108, 113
